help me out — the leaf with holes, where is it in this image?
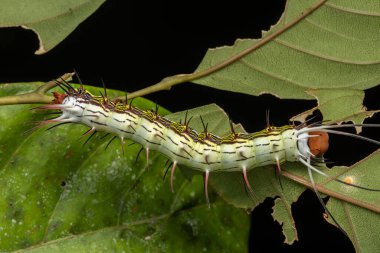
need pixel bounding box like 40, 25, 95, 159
0, 0, 106, 54
0, 83, 380, 252
149, 94, 380, 249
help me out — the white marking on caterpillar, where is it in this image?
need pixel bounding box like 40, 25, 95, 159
37, 82, 380, 235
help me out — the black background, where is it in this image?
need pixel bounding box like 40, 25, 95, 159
1, 1, 379, 252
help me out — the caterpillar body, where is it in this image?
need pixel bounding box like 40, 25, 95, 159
37, 81, 380, 234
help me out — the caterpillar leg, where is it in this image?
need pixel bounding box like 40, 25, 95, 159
146, 147, 150, 166
242, 166, 253, 194
120, 137, 125, 154
170, 161, 177, 193
275, 157, 284, 190
303, 158, 347, 236
204, 170, 210, 208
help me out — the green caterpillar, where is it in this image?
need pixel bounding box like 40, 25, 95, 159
36, 80, 380, 234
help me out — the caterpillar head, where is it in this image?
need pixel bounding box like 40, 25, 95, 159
297, 129, 329, 160
307, 131, 329, 156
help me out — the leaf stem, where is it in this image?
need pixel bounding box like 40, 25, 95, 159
0, 72, 74, 105
281, 170, 380, 213
125, 0, 328, 99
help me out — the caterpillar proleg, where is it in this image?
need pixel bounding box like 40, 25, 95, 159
36, 80, 380, 234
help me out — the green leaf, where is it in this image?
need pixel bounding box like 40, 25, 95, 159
208, 155, 380, 248
325, 150, 380, 253
0, 83, 249, 252
193, 0, 380, 122
1, 83, 379, 252
162, 100, 380, 248
0, 0, 106, 54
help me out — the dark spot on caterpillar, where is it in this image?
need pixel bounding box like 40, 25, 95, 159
140, 124, 152, 133
154, 133, 166, 141
239, 151, 248, 159
152, 120, 164, 128
205, 155, 209, 164
270, 149, 285, 154
76, 104, 86, 110
180, 140, 197, 152
259, 158, 275, 164
236, 144, 254, 149
118, 129, 134, 135
60, 181, 66, 187
143, 139, 161, 146
153, 127, 164, 136
179, 140, 190, 146
89, 120, 108, 126
168, 150, 190, 160
112, 117, 125, 123
125, 111, 137, 119
200, 160, 220, 165
236, 156, 255, 162
193, 149, 203, 155
87, 109, 108, 117
222, 151, 236, 154
167, 136, 179, 145
181, 147, 193, 158
129, 124, 137, 132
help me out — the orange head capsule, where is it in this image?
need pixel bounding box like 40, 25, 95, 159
308, 131, 329, 156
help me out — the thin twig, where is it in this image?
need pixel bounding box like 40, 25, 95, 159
0, 72, 74, 105
281, 170, 380, 214
124, 0, 328, 99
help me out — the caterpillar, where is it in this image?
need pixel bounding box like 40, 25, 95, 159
35, 80, 380, 234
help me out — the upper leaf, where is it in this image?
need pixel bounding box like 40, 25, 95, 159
194, 0, 380, 122
0, 0, 106, 54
